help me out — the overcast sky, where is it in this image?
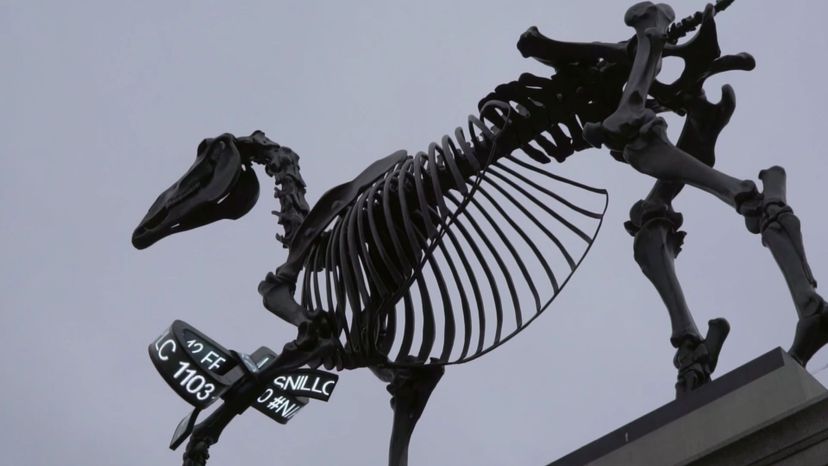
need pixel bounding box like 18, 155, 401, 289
3, 1, 828, 465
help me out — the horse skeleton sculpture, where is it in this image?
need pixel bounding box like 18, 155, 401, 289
132, 2, 828, 465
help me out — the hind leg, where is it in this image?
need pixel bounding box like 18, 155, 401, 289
750, 167, 828, 365
628, 181, 697, 344
587, 1, 828, 372
627, 82, 738, 396
372, 364, 444, 466
628, 181, 731, 396
620, 118, 828, 369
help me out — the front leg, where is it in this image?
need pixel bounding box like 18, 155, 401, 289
182, 317, 338, 466
371, 363, 445, 466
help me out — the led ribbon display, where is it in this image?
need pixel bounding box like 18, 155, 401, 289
148, 321, 339, 450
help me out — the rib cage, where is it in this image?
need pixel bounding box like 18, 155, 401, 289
297, 67, 622, 368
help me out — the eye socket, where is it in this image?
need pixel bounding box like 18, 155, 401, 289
177, 153, 216, 190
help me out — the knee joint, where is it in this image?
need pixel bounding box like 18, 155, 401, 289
741, 166, 790, 234
627, 198, 686, 262
625, 198, 684, 236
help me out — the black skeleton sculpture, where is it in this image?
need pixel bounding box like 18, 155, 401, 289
133, 2, 828, 465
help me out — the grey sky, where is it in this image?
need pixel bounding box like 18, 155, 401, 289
3, 1, 828, 465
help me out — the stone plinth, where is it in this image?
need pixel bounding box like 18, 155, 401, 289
549, 348, 828, 466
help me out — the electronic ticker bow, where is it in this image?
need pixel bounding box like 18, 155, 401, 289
149, 321, 338, 452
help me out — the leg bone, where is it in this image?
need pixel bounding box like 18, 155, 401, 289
583, 2, 674, 151
674, 319, 730, 397
628, 198, 699, 344
748, 167, 828, 365
516, 26, 629, 69
182, 318, 338, 465
372, 364, 444, 466
624, 115, 828, 368
623, 121, 758, 209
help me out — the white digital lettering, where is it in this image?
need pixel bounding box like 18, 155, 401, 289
273, 376, 286, 390
200, 351, 225, 371
154, 331, 170, 352
286, 376, 302, 391
173, 361, 216, 402
174, 361, 190, 378
299, 375, 314, 392
186, 339, 204, 354
267, 396, 297, 417
309, 377, 322, 394
196, 383, 216, 401
279, 401, 298, 417
267, 396, 287, 412
185, 375, 206, 394
257, 388, 274, 403
284, 404, 302, 419
157, 338, 176, 361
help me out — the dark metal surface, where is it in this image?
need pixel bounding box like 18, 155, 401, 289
132, 1, 828, 464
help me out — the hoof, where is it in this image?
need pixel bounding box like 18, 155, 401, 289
183, 437, 213, 466
789, 300, 828, 366
674, 318, 730, 398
